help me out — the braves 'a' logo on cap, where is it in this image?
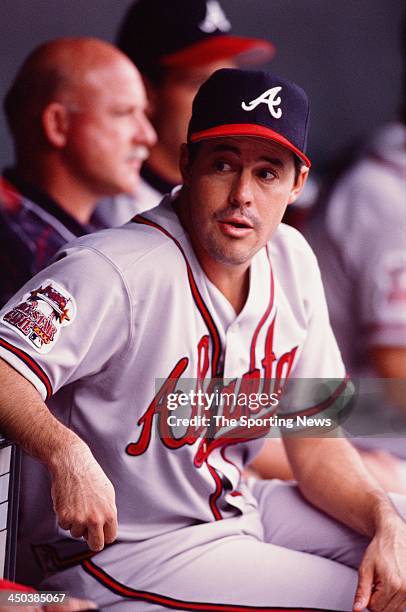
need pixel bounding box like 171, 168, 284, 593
198, 0, 231, 33
241, 86, 283, 119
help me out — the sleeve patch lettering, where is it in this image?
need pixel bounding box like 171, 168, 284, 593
1, 280, 77, 354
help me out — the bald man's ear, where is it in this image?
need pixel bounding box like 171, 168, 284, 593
41, 102, 70, 148
288, 165, 309, 205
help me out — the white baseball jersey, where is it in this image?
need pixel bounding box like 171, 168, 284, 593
306, 122, 406, 379
0, 192, 354, 608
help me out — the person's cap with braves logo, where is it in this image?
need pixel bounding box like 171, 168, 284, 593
117, 0, 275, 77
188, 68, 311, 167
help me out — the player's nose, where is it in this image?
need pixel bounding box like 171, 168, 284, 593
229, 170, 253, 208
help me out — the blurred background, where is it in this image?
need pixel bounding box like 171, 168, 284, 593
0, 0, 404, 174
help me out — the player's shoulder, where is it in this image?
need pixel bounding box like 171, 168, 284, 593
57, 195, 189, 279
269, 222, 318, 267
268, 223, 322, 302
266, 224, 324, 322
328, 123, 405, 221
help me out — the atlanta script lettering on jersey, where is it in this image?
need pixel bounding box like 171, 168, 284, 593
126, 313, 297, 465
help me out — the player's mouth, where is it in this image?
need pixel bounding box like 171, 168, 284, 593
218, 216, 254, 238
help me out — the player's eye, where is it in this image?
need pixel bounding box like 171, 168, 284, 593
213, 160, 233, 173
257, 168, 277, 181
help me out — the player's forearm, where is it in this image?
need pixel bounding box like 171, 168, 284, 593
0, 358, 89, 469
284, 435, 401, 537
0, 358, 117, 551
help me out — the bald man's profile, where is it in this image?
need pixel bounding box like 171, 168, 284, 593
0, 37, 156, 306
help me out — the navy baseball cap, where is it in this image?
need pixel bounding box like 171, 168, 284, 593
188, 69, 311, 167
117, 0, 275, 77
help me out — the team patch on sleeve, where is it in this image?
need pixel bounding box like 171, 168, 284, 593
1, 280, 76, 354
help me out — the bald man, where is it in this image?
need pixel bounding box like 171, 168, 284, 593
0, 37, 156, 306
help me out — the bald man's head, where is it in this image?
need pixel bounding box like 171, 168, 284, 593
4, 37, 156, 200
4, 37, 141, 142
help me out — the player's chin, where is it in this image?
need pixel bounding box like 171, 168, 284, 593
210, 243, 257, 266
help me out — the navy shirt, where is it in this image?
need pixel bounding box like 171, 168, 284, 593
0, 169, 106, 307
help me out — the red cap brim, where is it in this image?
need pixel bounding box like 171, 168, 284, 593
161, 35, 275, 68
190, 123, 311, 167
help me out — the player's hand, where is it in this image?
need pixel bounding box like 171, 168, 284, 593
49, 441, 118, 552
353, 516, 406, 611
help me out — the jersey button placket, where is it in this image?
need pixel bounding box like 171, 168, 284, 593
224, 322, 243, 374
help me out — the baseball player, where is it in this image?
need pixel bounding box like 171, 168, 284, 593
0, 69, 405, 611
305, 120, 406, 465
306, 121, 406, 383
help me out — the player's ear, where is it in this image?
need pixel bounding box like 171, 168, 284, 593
41, 102, 70, 148
288, 165, 309, 205
179, 143, 192, 185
